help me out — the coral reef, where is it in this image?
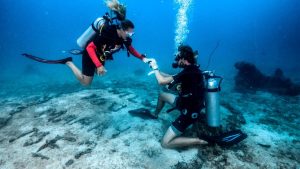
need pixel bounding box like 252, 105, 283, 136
234, 61, 300, 96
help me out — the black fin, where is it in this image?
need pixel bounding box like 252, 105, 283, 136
22, 53, 72, 64
215, 130, 247, 147
201, 130, 247, 147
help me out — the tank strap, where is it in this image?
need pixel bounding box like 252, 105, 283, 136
91, 23, 100, 34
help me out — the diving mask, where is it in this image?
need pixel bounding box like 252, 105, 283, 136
126, 31, 135, 38
172, 53, 183, 68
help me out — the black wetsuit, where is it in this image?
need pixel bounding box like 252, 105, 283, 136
171, 65, 205, 133
82, 25, 143, 76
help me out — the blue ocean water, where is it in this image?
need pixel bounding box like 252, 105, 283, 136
0, 0, 299, 83
0, 1, 300, 168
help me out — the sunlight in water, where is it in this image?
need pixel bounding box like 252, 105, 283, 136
174, 0, 193, 51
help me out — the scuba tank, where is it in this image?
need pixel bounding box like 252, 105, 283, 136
77, 17, 105, 48
76, 13, 112, 49
203, 71, 223, 127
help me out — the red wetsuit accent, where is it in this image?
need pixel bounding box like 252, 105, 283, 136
86, 42, 103, 68
128, 45, 145, 60
86, 42, 145, 68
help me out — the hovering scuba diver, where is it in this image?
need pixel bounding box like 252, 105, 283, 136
129, 45, 247, 149
22, 0, 151, 86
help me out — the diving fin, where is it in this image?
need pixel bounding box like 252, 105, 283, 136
201, 130, 247, 147
128, 108, 158, 119
22, 53, 72, 64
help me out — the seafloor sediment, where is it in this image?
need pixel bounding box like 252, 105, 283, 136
0, 76, 299, 169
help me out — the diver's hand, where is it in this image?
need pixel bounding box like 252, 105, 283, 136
149, 59, 159, 70
142, 56, 152, 63
96, 66, 107, 76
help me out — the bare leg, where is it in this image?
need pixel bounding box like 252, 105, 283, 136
161, 127, 207, 149
66, 61, 93, 86
153, 92, 176, 116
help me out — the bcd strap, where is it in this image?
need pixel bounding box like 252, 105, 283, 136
91, 23, 99, 34
91, 20, 106, 35
167, 107, 177, 113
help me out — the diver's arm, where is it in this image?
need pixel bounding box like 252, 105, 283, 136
154, 70, 174, 85
128, 45, 145, 60
124, 38, 147, 61
86, 42, 103, 68
160, 72, 172, 77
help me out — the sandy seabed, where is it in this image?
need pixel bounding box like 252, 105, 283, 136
0, 76, 299, 169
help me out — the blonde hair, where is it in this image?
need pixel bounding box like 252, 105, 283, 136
105, 0, 126, 20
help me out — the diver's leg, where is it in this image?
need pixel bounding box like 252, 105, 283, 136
153, 92, 176, 116
161, 126, 207, 149
66, 61, 93, 86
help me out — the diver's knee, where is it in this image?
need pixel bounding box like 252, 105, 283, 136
80, 81, 91, 86
80, 76, 93, 86
159, 92, 168, 99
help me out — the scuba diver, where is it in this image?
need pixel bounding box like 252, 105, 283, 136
22, 0, 151, 86
129, 45, 247, 149
66, 18, 150, 86
132, 45, 208, 148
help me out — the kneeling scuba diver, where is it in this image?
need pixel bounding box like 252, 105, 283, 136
129, 45, 247, 148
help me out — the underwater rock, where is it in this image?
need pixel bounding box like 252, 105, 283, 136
32, 152, 50, 160
0, 159, 5, 166
0, 105, 25, 130
118, 92, 132, 98
36, 134, 76, 152
74, 141, 97, 159
35, 108, 56, 118
71, 117, 95, 126
63, 115, 78, 125
0, 116, 12, 129
128, 95, 139, 103
23, 130, 50, 146
111, 126, 131, 139
9, 105, 27, 116
37, 135, 62, 152
61, 136, 77, 142
9, 128, 38, 143
87, 123, 105, 134
48, 110, 67, 123
257, 143, 271, 148
89, 97, 108, 106
80, 94, 98, 100
27, 95, 54, 107
65, 159, 74, 167
234, 61, 300, 96
109, 88, 121, 95
108, 102, 127, 112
